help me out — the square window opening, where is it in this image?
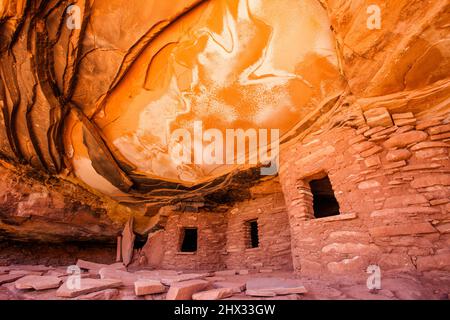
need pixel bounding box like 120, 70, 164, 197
309, 175, 340, 218
180, 228, 198, 252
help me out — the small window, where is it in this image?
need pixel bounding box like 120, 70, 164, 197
180, 228, 198, 252
309, 176, 340, 218
246, 220, 259, 248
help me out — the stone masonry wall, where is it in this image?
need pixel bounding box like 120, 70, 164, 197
151, 179, 294, 272
279, 107, 450, 276
159, 211, 227, 271
224, 179, 294, 271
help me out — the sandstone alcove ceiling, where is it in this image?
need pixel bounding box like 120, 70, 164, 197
0, 0, 449, 245
1, 0, 344, 204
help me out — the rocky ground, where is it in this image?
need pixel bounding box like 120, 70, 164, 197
0, 261, 449, 300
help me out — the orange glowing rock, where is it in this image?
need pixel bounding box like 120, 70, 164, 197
65, 0, 344, 195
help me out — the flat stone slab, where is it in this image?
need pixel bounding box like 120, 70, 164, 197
135, 270, 181, 277
245, 278, 307, 297
1, 265, 52, 273
3, 282, 61, 300
74, 289, 119, 300
76, 259, 108, 274
56, 278, 122, 298
0, 273, 27, 285
166, 280, 209, 300
99, 268, 180, 286
161, 273, 208, 286
192, 288, 234, 300
213, 281, 246, 293
99, 268, 140, 286
9, 270, 43, 276
134, 279, 166, 296
15, 275, 62, 290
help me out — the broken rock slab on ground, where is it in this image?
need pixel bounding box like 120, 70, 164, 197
160, 273, 208, 286
76, 259, 108, 274
212, 281, 246, 293
0, 274, 28, 285
192, 287, 234, 300
134, 279, 166, 296
14, 275, 62, 291
245, 278, 307, 297
56, 278, 123, 298
166, 279, 209, 300
74, 289, 120, 300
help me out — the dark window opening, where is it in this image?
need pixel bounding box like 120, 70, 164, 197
134, 234, 147, 249
309, 176, 340, 218
180, 228, 198, 252
247, 220, 259, 248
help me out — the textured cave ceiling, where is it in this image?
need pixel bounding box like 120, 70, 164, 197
1, 0, 449, 208
0, 0, 345, 204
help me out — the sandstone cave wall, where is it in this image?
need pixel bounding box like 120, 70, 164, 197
0, 240, 115, 266
279, 108, 450, 276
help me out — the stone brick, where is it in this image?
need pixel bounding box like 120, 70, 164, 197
430, 132, 450, 141
364, 108, 393, 127
364, 155, 381, 167
394, 118, 416, 126
416, 253, 450, 272
364, 126, 386, 137
410, 141, 450, 151
383, 160, 407, 169
428, 124, 450, 135
352, 141, 375, 153
369, 223, 437, 237
392, 112, 414, 120
416, 119, 442, 131
327, 256, 367, 274
383, 194, 429, 208
383, 131, 428, 149
415, 148, 448, 159
327, 231, 371, 242
370, 206, 440, 218
378, 253, 415, 271
321, 243, 380, 255
402, 163, 441, 171
396, 125, 415, 134
360, 145, 383, 158
358, 180, 381, 189
386, 149, 411, 162
436, 223, 450, 234
411, 174, 450, 188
